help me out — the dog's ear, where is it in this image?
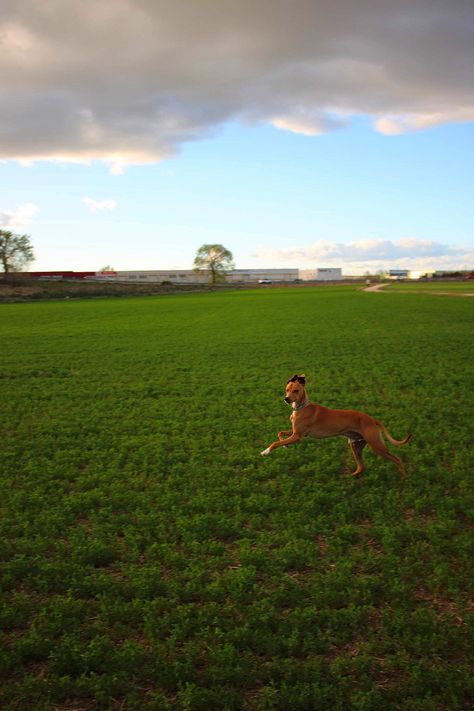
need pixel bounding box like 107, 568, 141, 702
297, 374, 306, 385
287, 374, 299, 384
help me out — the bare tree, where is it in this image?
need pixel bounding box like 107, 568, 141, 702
193, 244, 234, 284
0, 230, 35, 276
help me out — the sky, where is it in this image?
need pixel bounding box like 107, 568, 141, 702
1, 0, 473, 275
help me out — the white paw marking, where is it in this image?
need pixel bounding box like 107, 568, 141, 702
261, 447, 271, 456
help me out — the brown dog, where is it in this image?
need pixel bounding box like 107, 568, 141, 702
261, 374, 412, 477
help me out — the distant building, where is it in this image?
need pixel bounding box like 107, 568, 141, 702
299, 268, 342, 281
388, 269, 409, 280
114, 268, 299, 284
228, 269, 298, 283
26, 271, 96, 280
387, 269, 436, 280
24, 267, 344, 284
115, 270, 205, 284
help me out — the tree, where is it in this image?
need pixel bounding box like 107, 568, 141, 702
193, 244, 234, 284
0, 230, 35, 275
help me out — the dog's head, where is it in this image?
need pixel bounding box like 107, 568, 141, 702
285, 373, 306, 404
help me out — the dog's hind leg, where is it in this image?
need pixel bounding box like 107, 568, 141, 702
364, 425, 407, 478
348, 438, 367, 477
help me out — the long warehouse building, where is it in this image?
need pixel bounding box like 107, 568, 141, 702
24, 268, 343, 283
114, 268, 342, 283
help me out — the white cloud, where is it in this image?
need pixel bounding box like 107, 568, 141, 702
0, 202, 39, 228
0, 1, 472, 168
83, 196, 117, 212
375, 107, 474, 135
374, 118, 407, 136
270, 107, 349, 136
254, 238, 474, 274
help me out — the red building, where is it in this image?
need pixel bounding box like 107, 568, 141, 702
26, 271, 96, 280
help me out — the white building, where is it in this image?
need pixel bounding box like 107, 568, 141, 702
110, 267, 343, 284
228, 269, 298, 283
388, 269, 409, 280
299, 268, 342, 281
114, 269, 299, 284
115, 270, 207, 284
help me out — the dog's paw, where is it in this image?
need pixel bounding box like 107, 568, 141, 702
260, 447, 271, 456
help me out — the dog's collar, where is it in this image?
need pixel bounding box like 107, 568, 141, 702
292, 399, 310, 411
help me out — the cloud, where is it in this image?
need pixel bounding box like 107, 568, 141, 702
0, 202, 39, 229
270, 107, 349, 136
0, 1, 473, 168
254, 238, 474, 273
83, 196, 117, 212
375, 107, 474, 135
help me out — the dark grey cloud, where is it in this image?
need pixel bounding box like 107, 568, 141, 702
1, 0, 473, 167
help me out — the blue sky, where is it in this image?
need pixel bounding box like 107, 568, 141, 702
1, 1, 473, 274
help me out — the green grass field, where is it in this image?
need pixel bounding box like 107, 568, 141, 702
1, 287, 473, 710
384, 281, 474, 293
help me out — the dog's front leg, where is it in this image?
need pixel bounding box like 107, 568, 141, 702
261, 433, 302, 456
278, 429, 292, 440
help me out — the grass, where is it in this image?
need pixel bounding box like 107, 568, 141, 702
1, 286, 473, 710
384, 281, 474, 293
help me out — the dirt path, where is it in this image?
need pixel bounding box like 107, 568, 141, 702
362, 283, 389, 292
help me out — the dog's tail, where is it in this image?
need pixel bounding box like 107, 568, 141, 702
375, 420, 413, 447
